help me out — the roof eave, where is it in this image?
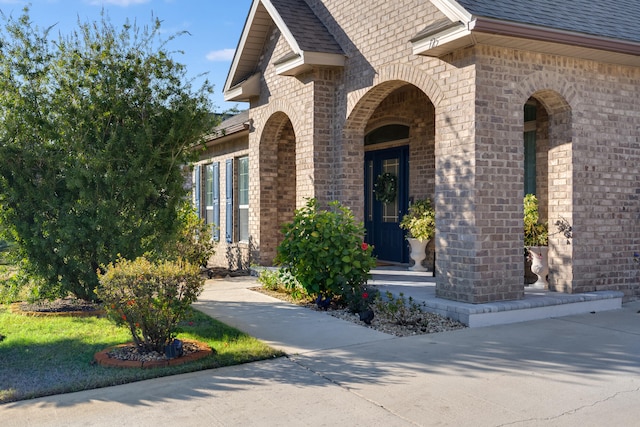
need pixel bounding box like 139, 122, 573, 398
413, 17, 640, 66
411, 21, 474, 56
274, 51, 346, 76
224, 73, 261, 102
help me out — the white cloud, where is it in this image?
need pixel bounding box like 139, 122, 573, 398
206, 48, 235, 62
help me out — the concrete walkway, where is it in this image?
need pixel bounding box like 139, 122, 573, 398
3, 276, 640, 426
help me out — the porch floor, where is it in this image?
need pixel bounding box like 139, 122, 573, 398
370, 266, 623, 327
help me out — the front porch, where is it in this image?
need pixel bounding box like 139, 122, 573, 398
370, 266, 623, 328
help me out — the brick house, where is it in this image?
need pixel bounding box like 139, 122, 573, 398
193, 0, 640, 303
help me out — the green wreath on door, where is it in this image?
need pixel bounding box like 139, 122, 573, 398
374, 172, 398, 204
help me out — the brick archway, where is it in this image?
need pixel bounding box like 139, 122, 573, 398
517, 74, 575, 293
257, 112, 297, 265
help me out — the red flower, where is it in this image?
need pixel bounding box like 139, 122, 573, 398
121, 314, 127, 321
135, 322, 140, 328
361, 242, 369, 251
362, 292, 369, 299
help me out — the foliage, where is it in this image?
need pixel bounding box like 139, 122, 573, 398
0, 306, 282, 403
257, 269, 281, 291
257, 268, 307, 299
275, 198, 377, 302
344, 285, 379, 314
400, 198, 436, 241
96, 257, 205, 353
157, 203, 216, 268
374, 172, 398, 204
524, 194, 548, 246
372, 291, 426, 326
0, 8, 215, 301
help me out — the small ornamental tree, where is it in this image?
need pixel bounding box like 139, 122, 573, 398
0, 8, 215, 301
275, 199, 376, 304
97, 257, 204, 354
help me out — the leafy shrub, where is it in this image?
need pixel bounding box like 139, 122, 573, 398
258, 268, 307, 299
275, 198, 376, 303
344, 285, 379, 314
399, 198, 436, 241
159, 203, 216, 268
96, 257, 204, 353
373, 291, 426, 326
257, 269, 281, 291
524, 194, 548, 246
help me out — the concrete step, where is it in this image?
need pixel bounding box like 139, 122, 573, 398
369, 267, 623, 328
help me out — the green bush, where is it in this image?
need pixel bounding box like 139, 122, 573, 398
275, 198, 376, 303
399, 198, 436, 241
524, 194, 548, 246
159, 203, 216, 268
96, 257, 204, 353
257, 269, 281, 291
373, 291, 425, 326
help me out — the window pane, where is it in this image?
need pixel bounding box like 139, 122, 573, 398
239, 207, 249, 242
239, 157, 249, 205
382, 159, 399, 223
238, 156, 249, 241
205, 164, 214, 207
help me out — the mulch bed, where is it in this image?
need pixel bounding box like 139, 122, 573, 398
10, 297, 105, 317
94, 339, 214, 369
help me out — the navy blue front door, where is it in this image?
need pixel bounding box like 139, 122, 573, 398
364, 147, 409, 263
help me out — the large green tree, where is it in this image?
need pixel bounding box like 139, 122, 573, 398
0, 9, 214, 301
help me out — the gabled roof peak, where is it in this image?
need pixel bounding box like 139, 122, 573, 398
224, 0, 344, 102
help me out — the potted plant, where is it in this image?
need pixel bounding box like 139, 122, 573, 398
524, 194, 549, 288
400, 198, 435, 271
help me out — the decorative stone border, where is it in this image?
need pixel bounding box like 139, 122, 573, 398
10, 302, 106, 318
94, 339, 213, 369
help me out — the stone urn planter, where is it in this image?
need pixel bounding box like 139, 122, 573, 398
400, 198, 435, 272
407, 237, 429, 272
527, 246, 549, 289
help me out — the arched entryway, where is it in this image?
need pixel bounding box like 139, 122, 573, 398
522, 91, 573, 291
345, 82, 436, 266
258, 112, 297, 265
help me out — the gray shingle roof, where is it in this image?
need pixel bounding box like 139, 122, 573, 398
270, 0, 344, 54
456, 0, 640, 43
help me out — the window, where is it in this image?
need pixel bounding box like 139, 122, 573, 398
238, 156, 249, 242
365, 124, 410, 146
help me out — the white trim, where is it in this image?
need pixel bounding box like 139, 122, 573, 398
412, 22, 474, 56
224, 73, 261, 102
429, 0, 473, 23
223, 0, 261, 95
261, 0, 302, 54
275, 51, 345, 76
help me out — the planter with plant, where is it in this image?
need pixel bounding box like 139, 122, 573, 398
399, 198, 435, 272
524, 194, 549, 289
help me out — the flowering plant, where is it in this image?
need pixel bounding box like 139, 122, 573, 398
276, 198, 377, 305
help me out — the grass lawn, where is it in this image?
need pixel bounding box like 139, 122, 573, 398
0, 305, 284, 403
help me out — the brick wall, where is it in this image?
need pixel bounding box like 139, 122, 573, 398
219, 0, 640, 301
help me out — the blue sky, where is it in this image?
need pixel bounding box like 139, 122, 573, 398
0, 0, 253, 113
